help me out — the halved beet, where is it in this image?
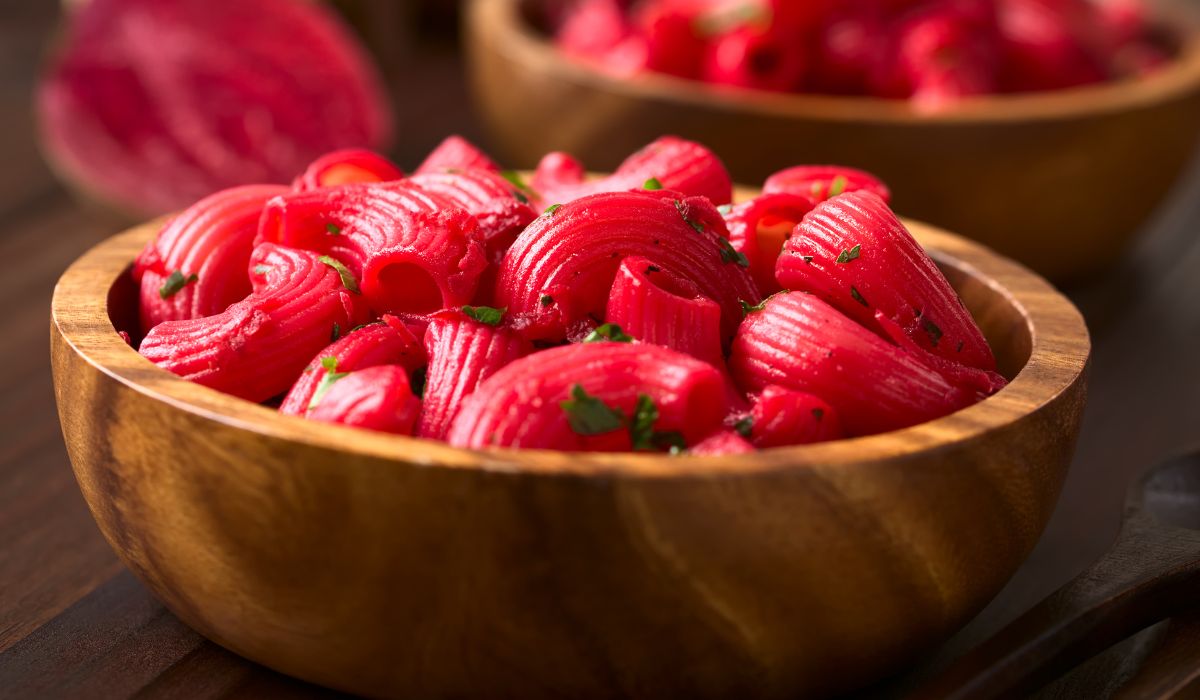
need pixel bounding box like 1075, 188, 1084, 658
37, 0, 394, 217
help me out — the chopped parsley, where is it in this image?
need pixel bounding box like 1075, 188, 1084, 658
540, 294, 554, 307
921, 317, 943, 347
560, 384, 625, 435
544, 203, 562, 216
835, 244, 861, 264
583, 323, 634, 343
733, 415, 754, 438
956, 340, 965, 353
308, 357, 350, 411
330, 323, 341, 342
802, 255, 814, 263
718, 238, 750, 267
500, 170, 537, 203
630, 394, 660, 450
630, 394, 686, 452
643, 177, 663, 190
674, 199, 705, 234
461, 305, 506, 326
318, 256, 360, 294
325, 222, 342, 236
850, 286, 868, 306
829, 175, 849, 197
812, 407, 825, 421
252, 264, 271, 276
158, 270, 198, 299
741, 290, 787, 316
500, 169, 531, 190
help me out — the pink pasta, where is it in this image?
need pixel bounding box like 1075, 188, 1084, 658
139, 243, 369, 402
307, 365, 421, 435
292, 149, 403, 191
495, 189, 758, 345
446, 342, 727, 451
279, 316, 425, 416
130, 138, 1007, 453
533, 136, 732, 206
415, 135, 500, 175
690, 430, 756, 456
419, 309, 533, 440
730, 292, 994, 437
722, 192, 814, 295
763, 166, 892, 204
749, 386, 843, 448
776, 191, 997, 371
258, 181, 488, 315
134, 184, 288, 334
605, 256, 723, 367
410, 169, 538, 258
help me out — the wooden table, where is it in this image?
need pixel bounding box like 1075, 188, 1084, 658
4, 4, 1200, 697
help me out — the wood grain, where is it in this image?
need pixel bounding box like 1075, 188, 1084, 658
48, 212, 1089, 698
465, 0, 1200, 283
911, 452, 1200, 699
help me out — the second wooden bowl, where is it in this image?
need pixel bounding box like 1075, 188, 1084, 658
466, 0, 1200, 282
51, 210, 1090, 698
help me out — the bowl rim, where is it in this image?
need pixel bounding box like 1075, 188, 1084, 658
51, 200, 1091, 480
473, 0, 1200, 125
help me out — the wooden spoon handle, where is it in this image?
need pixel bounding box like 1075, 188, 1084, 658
909, 514, 1200, 700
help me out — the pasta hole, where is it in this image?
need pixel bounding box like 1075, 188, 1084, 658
373, 262, 443, 314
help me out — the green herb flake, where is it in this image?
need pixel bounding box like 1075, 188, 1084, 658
583, 323, 634, 344
740, 290, 787, 316
630, 393, 687, 452
718, 238, 750, 267
252, 264, 271, 276
308, 369, 350, 411
643, 177, 663, 191
500, 170, 530, 190
733, 415, 754, 438
829, 175, 849, 197
318, 255, 360, 294
850, 286, 869, 307
835, 244, 861, 264
544, 203, 562, 216
500, 170, 537, 203
330, 323, 341, 342
325, 222, 342, 236
540, 294, 554, 307
320, 356, 339, 372
560, 384, 625, 436
158, 270, 198, 299
921, 317, 944, 347
653, 431, 687, 452
674, 199, 705, 234
812, 407, 825, 422
630, 394, 660, 450
802, 255, 814, 263
956, 340, 965, 353
461, 305, 506, 326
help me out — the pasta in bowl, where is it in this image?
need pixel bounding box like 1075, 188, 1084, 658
51, 137, 1089, 698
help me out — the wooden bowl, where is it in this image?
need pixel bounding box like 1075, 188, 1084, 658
51, 214, 1089, 699
466, 0, 1200, 282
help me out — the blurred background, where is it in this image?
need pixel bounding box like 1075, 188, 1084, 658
4, 0, 1200, 696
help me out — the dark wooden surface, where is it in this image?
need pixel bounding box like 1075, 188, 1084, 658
4, 3, 1200, 698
